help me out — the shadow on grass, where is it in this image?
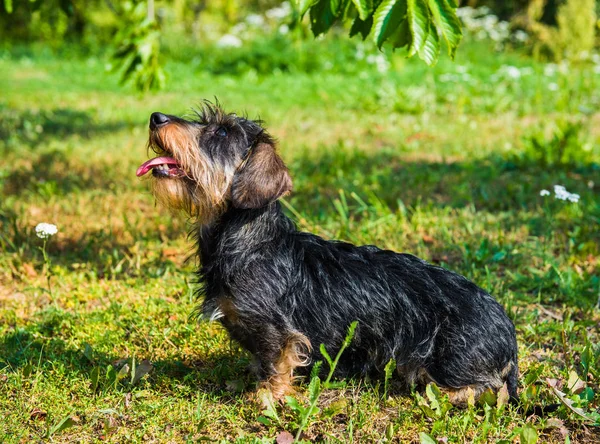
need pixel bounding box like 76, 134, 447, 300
0, 206, 187, 281
289, 147, 599, 217
0, 106, 128, 153
0, 314, 251, 396
2, 150, 130, 197
1, 318, 397, 400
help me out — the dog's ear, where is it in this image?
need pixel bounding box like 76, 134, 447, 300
231, 141, 292, 209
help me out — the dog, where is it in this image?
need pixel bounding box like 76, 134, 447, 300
136, 102, 519, 404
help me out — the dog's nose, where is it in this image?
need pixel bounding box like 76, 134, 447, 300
150, 112, 170, 129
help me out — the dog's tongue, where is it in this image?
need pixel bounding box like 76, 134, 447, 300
136, 156, 179, 177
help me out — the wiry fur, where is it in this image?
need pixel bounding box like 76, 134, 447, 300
141, 102, 519, 402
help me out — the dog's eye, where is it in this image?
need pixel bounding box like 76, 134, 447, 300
216, 127, 228, 137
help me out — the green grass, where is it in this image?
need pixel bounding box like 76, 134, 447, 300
1, 37, 599, 442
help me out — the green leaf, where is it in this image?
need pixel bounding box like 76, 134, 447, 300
256, 416, 272, 426
4, 0, 13, 13
320, 344, 333, 367
406, 0, 429, 56
351, 0, 373, 20
310, 0, 337, 36
90, 367, 100, 393
581, 343, 592, 375
383, 358, 396, 399
49, 415, 78, 436
298, 0, 319, 17
131, 359, 153, 386
349, 14, 373, 39
417, 18, 440, 65
117, 363, 130, 380
343, 320, 359, 347
520, 425, 538, 444
373, 0, 408, 48
261, 392, 280, 423
426, 0, 462, 58
308, 375, 322, 403
106, 365, 117, 389
330, 0, 349, 16
390, 17, 411, 49
480, 388, 497, 406
22, 363, 33, 379
425, 382, 442, 403
310, 360, 323, 380
419, 432, 437, 444
285, 395, 306, 416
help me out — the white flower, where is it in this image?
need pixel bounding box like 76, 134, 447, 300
216, 34, 243, 48
265, 2, 291, 20
366, 54, 390, 73
553, 185, 580, 203
35, 223, 58, 239
548, 83, 558, 91
245, 14, 264, 27
513, 30, 529, 42
504, 66, 521, 79
540, 189, 550, 196
544, 64, 557, 77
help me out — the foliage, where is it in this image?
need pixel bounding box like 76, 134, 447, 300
515, 0, 597, 61
555, 0, 597, 60
301, 0, 462, 65
508, 118, 598, 169
0, 0, 105, 43
2, 1, 463, 90
110, 1, 166, 92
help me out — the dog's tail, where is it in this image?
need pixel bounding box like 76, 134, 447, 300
506, 364, 560, 416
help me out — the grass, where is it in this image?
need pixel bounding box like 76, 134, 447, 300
1, 35, 599, 442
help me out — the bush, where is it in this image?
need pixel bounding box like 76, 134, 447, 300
509, 119, 598, 169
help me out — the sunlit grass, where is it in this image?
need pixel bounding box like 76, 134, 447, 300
1, 38, 599, 442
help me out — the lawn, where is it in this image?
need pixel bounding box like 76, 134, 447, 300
1, 36, 599, 443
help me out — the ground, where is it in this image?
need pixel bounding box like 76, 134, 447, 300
0, 39, 599, 442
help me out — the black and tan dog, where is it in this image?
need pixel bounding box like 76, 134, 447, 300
137, 102, 519, 404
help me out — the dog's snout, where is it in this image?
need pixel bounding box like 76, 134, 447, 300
150, 112, 170, 129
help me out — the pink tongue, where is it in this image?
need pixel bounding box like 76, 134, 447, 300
136, 156, 179, 177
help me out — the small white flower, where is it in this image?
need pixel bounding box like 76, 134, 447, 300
504, 66, 521, 79
35, 223, 58, 239
245, 14, 264, 27
513, 30, 529, 42
553, 185, 579, 203
548, 83, 558, 91
216, 34, 242, 48
265, 2, 291, 20
543, 64, 557, 77
540, 189, 550, 196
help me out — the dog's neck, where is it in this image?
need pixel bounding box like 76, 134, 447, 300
195, 201, 295, 266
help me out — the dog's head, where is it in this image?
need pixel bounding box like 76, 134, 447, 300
137, 102, 292, 222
